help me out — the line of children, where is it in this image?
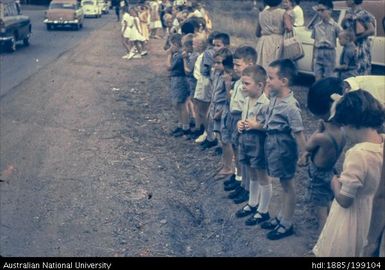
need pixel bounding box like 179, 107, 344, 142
161, 1, 384, 249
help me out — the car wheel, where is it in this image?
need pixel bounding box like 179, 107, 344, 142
23, 34, 30, 46
8, 35, 16, 52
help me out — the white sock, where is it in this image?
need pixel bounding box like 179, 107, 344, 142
280, 218, 292, 228
248, 181, 260, 207
235, 175, 242, 181
257, 184, 272, 214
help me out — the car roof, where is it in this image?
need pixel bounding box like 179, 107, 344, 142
0, 0, 17, 4
334, 0, 385, 36
50, 0, 78, 3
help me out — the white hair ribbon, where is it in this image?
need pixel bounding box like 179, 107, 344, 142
328, 93, 343, 121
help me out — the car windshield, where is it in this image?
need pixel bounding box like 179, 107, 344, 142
49, 3, 76, 9
82, 1, 94, 5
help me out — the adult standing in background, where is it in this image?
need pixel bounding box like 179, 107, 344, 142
255, 0, 291, 69
341, 0, 375, 75
292, 0, 304, 27
112, 0, 121, 22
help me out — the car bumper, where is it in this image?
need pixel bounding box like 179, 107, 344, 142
0, 36, 13, 41
84, 12, 99, 16
44, 19, 79, 24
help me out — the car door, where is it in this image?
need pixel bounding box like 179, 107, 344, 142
14, 2, 30, 40
75, 2, 84, 23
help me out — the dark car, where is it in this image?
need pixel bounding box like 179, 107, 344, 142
0, 0, 31, 52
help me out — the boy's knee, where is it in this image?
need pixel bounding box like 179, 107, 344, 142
280, 179, 295, 192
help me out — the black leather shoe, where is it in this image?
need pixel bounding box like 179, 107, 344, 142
245, 211, 270, 226
228, 186, 244, 199
233, 190, 249, 204
236, 204, 257, 218
223, 175, 236, 186
261, 217, 280, 230
201, 139, 218, 150
267, 224, 294, 240
224, 180, 240, 191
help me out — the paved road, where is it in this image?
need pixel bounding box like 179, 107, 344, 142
0, 5, 115, 98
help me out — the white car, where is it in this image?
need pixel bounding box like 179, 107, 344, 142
100, 0, 109, 14
81, 0, 102, 18
295, 0, 385, 75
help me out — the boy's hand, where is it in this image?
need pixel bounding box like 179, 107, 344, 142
298, 152, 310, 167
244, 119, 258, 130
237, 120, 245, 133
182, 50, 188, 59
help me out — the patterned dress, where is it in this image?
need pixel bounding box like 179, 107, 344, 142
344, 7, 375, 75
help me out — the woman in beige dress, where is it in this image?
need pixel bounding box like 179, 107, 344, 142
256, 0, 291, 69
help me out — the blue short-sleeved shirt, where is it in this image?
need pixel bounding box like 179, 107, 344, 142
170, 50, 186, 77
263, 91, 304, 133
201, 48, 215, 77
311, 18, 341, 48
211, 71, 227, 104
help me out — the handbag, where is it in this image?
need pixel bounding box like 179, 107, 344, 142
282, 30, 304, 61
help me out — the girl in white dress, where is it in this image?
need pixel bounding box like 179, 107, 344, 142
313, 90, 385, 257
121, 7, 133, 59
123, 7, 145, 59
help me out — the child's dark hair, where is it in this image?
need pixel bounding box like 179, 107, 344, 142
353, 0, 363, 5
233, 46, 257, 64
333, 89, 385, 129
308, 77, 344, 116
318, 0, 333, 10
207, 31, 220, 46
169, 33, 182, 48
214, 32, 230, 46
181, 20, 199, 35
269, 59, 297, 86
214, 48, 233, 69
242, 65, 267, 85
265, 0, 282, 7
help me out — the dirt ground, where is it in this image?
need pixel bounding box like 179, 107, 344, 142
1, 15, 325, 257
